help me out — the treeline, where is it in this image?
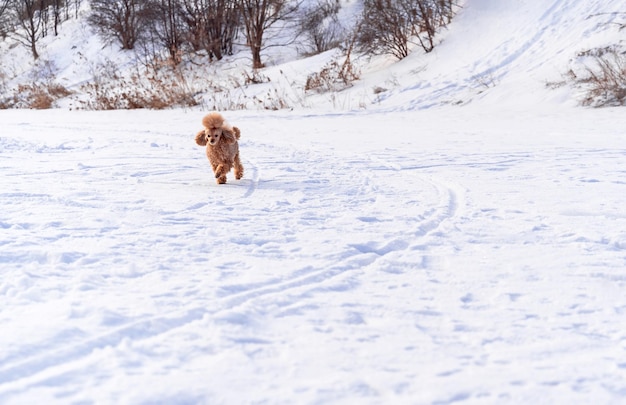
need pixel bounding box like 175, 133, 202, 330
0, 0, 83, 59
0, 0, 458, 67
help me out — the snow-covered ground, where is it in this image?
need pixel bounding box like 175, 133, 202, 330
2, 0, 626, 404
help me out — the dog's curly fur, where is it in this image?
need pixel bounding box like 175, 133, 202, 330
195, 112, 244, 184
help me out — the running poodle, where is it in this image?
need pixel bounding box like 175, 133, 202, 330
195, 112, 244, 184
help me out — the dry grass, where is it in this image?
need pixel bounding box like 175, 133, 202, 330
77, 59, 201, 110
2, 82, 72, 109
305, 53, 360, 93
0, 59, 72, 109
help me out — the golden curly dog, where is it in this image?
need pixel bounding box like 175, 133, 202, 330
195, 112, 244, 184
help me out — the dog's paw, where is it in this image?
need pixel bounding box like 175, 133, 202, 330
216, 176, 227, 184
214, 164, 224, 178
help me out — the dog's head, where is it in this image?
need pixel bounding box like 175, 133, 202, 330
203, 126, 224, 146
201, 112, 227, 145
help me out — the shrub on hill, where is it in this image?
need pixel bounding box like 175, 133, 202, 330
551, 12, 626, 107
577, 48, 626, 107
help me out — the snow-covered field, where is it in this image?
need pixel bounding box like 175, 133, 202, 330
2, 0, 626, 403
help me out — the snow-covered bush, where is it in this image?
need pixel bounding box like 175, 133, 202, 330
560, 46, 626, 107
305, 58, 359, 93
578, 49, 626, 107
305, 39, 360, 94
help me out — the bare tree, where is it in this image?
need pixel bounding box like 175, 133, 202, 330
357, 0, 456, 59
0, 0, 9, 16
218, 0, 240, 57
436, 0, 456, 25
297, 0, 343, 56
145, 0, 185, 64
0, 0, 11, 39
0, 0, 10, 24
180, 0, 239, 60
10, 0, 46, 60
89, 0, 148, 50
357, 0, 411, 59
410, 0, 457, 52
51, 0, 64, 36
179, 0, 206, 52
69, 0, 82, 19
237, 0, 299, 68
37, 0, 68, 38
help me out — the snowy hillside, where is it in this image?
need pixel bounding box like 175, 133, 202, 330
366, 0, 626, 110
0, 0, 624, 110
1, 0, 626, 404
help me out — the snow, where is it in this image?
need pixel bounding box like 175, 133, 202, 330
1, 0, 626, 403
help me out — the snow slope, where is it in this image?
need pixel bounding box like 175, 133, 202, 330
365, 0, 626, 110
1, 0, 626, 404
1, 0, 624, 110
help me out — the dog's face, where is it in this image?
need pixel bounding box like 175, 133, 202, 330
204, 126, 223, 145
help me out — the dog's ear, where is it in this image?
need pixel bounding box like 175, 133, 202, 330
222, 128, 236, 144
233, 126, 241, 140
195, 129, 208, 146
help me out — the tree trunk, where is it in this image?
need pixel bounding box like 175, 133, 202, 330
252, 45, 262, 68
31, 41, 39, 59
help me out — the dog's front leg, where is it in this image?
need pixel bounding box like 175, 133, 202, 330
214, 164, 224, 178
214, 164, 227, 184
